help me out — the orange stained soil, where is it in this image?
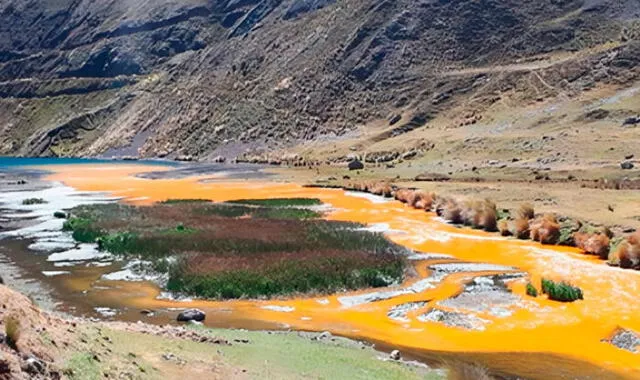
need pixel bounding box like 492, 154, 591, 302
41, 164, 640, 379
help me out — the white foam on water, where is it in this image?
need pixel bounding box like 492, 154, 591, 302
47, 244, 111, 262
94, 307, 117, 317
261, 305, 295, 312
42, 271, 70, 277
343, 191, 391, 204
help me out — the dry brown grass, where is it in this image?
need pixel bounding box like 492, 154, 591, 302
411, 191, 436, 210
498, 219, 511, 236
530, 214, 561, 245
443, 199, 463, 224
394, 188, 413, 204
369, 182, 393, 197
574, 232, 610, 259
616, 232, 640, 269
516, 203, 535, 220
4, 315, 20, 351
446, 361, 494, 380
514, 217, 531, 239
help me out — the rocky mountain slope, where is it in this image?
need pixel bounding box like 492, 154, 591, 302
0, 0, 638, 161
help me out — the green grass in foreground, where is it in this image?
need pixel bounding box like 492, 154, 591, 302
63, 352, 101, 380
76, 326, 443, 380
197, 203, 321, 219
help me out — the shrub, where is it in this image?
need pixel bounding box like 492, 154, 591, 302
526, 283, 538, 297
63, 217, 102, 243
530, 214, 560, 245
498, 219, 511, 236
615, 232, 640, 269
4, 316, 20, 350
369, 182, 393, 198
479, 200, 497, 232
574, 232, 610, 259
22, 198, 47, 205
541, 278, 583, 302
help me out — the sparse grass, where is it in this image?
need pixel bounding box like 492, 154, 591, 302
541, 278, 583, 302
4, 315, 20, 351
227, 198, 322, 207
63, 352, 101, 380
22, 198, 46, 205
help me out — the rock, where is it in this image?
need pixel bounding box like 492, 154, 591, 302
622, 117, 640, 126
177, 309, 206, 322
625, 154, 635, 160
388, 114, 402, 125
401, 150, 417, 160
176, 155, 194, 162
621, 161, 634, 170
389, 350, 401, 360
348, 160, 364, 171
22, 357, 45, 375
317, 331, 332, 340
140, 309, 154, 316
212, 155, 226, 163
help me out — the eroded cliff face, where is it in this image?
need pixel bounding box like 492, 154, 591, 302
0, 0, 638, 159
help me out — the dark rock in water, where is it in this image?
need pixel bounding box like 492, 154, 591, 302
621, 161, 634, 170
348, 160, 364, 171
177, 309, 206, 322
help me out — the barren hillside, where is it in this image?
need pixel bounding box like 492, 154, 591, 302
0, 0, 638, 162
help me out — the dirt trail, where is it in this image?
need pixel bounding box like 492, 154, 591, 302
28, 163, 640, 379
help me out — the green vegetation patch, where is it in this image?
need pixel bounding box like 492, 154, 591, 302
63, 352, 101, 380
541, 278, 583, 302
526, 282, 538, 297
22, 198, 47, 205
227, 198, 322, 207
160, 199, 213, 204
63, 200, 406, 300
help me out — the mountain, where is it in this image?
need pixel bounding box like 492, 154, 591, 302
0, 0, 638, 161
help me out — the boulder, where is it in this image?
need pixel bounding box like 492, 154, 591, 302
177, 309, 206, 322
388, 114, 402, 125
389, 350, 401, 360
348, 160, 364, 171
621, 161, 635, 170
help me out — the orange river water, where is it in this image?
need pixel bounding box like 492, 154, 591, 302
31, 164, 640, 378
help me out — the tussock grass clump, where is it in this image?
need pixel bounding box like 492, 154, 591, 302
513, 203, 534, 239
498, 219, 511, 236
574, 231, 610, 259
4, 316, 20, 351
22, 198, 47, 205
526, 282, 538, 297
369, 182, 393, 198
393, 188, 412, 203
530, 214, 561, 245
442, 199, 463, 224
614, 232, 640, 269
541, 278, 583, 302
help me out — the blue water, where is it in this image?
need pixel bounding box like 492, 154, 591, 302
0, 156, 180, 169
